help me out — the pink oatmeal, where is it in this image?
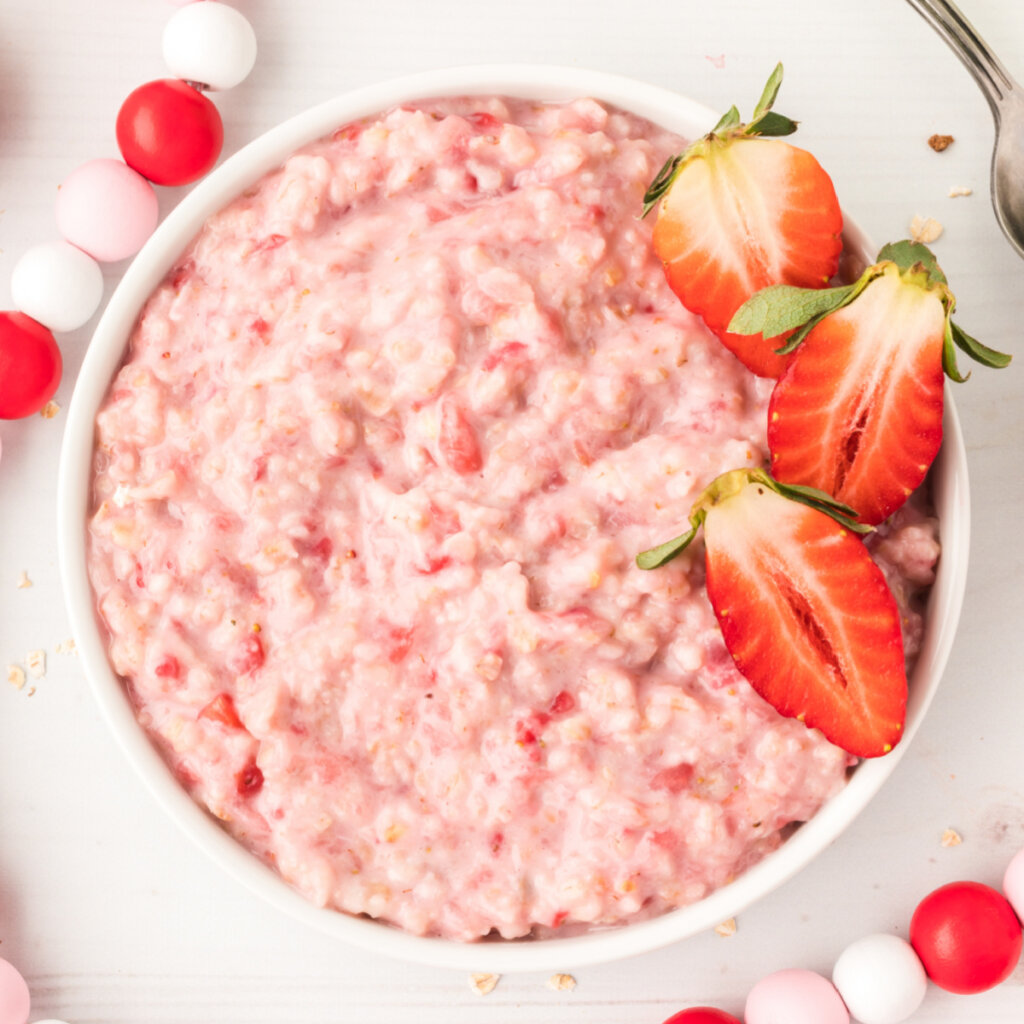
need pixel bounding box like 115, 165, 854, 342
87, 96, 938, 940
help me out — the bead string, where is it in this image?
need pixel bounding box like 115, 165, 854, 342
0, 0, 256, 432
1, 4, 1023, 1024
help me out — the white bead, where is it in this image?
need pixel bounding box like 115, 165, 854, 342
832, 933, 928, 1024
11, 240, 104, 333
163, 2, 257, 91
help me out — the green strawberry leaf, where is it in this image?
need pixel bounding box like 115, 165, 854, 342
712, 105, 742, 134
877, 240, 947, 284
770, 480, 873, 533
641, 153, 683, 217
746, 111, 799, 138
950, 319, 1012, 369
728, 281, 858, 340
636, 513, 705, 569
942, 319, 969, 382
751, 62, 785, 120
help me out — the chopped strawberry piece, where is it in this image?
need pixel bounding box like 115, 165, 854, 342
235, 759, 264, 796
332, 122, 364, 143
438, 397, 483, 474
651, 763, 696, 793
469, 111, 501, 132
414, 554, 451, 575
549, 690, 576, 715
252, 233, 288, 254
481, 341, 528, 371
154, 655, 180, 679
385, 625, 414, 664
198, 693, 244, 729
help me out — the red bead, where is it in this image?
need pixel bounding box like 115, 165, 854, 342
910, 880, 1023, 994
0, 311, 62, 419
116, 78, 224, 187
662, 1010, 743, 1024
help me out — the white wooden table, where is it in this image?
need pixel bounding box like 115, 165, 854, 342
2, 1, 1023, 1021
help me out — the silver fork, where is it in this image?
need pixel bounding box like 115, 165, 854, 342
905, 0, 1024, 259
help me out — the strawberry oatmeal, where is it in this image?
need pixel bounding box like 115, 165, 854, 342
86, 96, 939, 941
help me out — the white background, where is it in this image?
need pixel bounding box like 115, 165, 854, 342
2, 0, 1024, 1021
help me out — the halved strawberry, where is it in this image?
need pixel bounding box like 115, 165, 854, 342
637, 468, 906, 757
642, 64, 842, 378
729, 240, 1011, 524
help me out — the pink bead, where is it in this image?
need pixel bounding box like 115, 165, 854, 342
745, 968, 849, 1024
0, 958, 30, 1024
1003, 846, 1024, 922
55, 159, 159, 263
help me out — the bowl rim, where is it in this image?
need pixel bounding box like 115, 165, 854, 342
56, 62, 970, 973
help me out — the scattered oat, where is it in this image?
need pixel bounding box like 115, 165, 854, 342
928, 133, 954, 152
547, 973, 577, 992
715, 917, 738, 937
25, 650, 46, 679
910, 215, 944, 244
7, 664, 26, 690
469, 973, 500, 996
39, 401, 60, 420
948, 185, 973, 198
16, 571, 32, 589
54, 638, 77, 655
941, 827, 963, 848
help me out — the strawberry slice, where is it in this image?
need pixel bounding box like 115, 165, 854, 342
730, 240, 1011, 524
637, 468, 906, 757
642, 64, 842, 378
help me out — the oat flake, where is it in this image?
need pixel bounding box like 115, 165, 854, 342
469, 973, 499, 996
546, 973, 577, 992
941, 828, 963, 847
948, 185, 973, 198
910, 215, 944, 244
715, 917, 738, 937
7, 664, 26, 690
16, 571, 32, 589
25, 650, 46, 679
40, 401, 60, 420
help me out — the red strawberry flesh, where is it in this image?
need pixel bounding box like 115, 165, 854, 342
652, 135, 842, 378
664, 470, 908, 758
768, 263, 946, 524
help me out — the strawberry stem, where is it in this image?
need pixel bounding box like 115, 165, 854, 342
640, 62, 797, 219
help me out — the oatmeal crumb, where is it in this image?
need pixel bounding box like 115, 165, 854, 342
948, 185, 973, 198
547, 973, 577, 992
941, 827, 963, 847
715, 917, 738, 937
469, 972, 500, 996
7, 664, 26, 690
39, 401, 60, 419
25, 650, 46, 679
910, 215, 944, 244
16, 571, 32, 589
928, 133, 954, 152
54, 638, 77, 655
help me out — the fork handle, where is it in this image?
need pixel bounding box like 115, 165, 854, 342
904, 0, 1017, 117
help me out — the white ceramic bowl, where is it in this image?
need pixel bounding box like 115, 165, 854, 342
57, 64, 969, 973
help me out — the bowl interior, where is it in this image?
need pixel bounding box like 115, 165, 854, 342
56, 63, 969, 973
